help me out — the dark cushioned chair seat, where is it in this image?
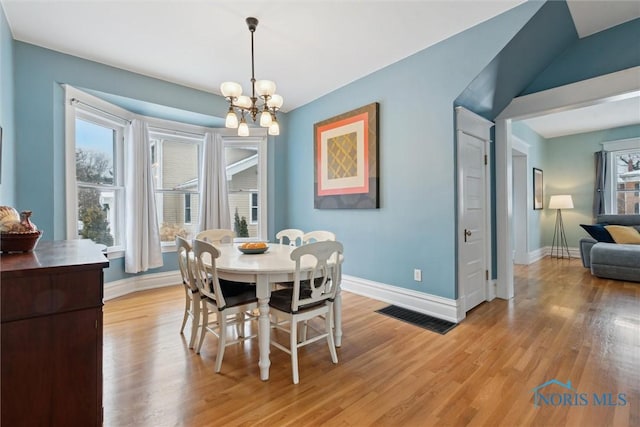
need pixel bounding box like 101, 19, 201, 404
269, 287, 327, 313
204, 278, 257, 308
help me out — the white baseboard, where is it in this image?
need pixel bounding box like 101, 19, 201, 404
542, 246, 581, 259
515, 247, 580, 265
104, 271, 464, 323
528, 247, 547, 264
341, 274, 464, 323
104, 271, 182, 301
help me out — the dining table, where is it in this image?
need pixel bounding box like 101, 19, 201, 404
213, 242, 343, 381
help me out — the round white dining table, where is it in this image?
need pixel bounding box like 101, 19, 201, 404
213, 242, 343, 381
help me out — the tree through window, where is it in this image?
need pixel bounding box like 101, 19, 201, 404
614, 150, 640, 214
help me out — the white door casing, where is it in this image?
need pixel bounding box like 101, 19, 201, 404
456, 107, 493, 314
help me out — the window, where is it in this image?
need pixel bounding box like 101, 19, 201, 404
250, 192, 259, 224
66, 86, 269, 254
66, 88, 126, 251
150, 127, 203, 243
224, 132, 267, 241
184, 194, 192, 224
611, 149, 640, 215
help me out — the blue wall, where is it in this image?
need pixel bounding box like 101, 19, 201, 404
12, 42, 285, 282
456, 0, 575, 120
282, 3, 542, 299
0, 5, 15, 205
512, 121, 547, 252
523, 17, 640, 95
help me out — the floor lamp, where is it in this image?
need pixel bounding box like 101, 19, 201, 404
549, 195, 574, 259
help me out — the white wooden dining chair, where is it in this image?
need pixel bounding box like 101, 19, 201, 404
192, 239, 258, 373
176, 236, 201, 349
302, 230, 336, 244
276, 228, 304, 246
269, 240, 343, 384
195, 229, 235, 244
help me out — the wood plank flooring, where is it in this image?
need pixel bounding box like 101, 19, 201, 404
103, 258, 639, 426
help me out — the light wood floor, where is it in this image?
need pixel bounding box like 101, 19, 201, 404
103, 258, 639, 426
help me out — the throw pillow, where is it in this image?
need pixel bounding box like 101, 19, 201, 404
604, 225, 640, 244
580, 224, 615, 243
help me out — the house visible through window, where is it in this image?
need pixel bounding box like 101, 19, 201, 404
184, 194, 192, 224
224, 136, 266, 240
612, 149, 640, 214
150, 128, 202, 243
250, 192, 258, 224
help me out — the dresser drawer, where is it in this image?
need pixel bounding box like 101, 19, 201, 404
1, 277, 51, 322
51, 270, 103, 312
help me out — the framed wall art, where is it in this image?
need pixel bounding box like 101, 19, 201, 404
533, 168, 543, 210
314, 102, 379, 209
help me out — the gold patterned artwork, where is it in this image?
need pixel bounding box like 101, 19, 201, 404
327, 132, 358, 179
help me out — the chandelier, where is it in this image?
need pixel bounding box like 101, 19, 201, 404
220, 17, 282, 136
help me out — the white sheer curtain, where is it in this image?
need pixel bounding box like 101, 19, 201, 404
198, 131, 231, 231
124, 119, 163, 273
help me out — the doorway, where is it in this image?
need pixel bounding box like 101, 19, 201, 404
494, 67, 639, 299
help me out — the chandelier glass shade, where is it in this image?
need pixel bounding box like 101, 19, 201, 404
220, 17, 283, 136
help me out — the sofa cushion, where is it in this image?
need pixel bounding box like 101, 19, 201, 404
605, 225, 640, 244
590, 243, 640, 283
580, 224, 615, 243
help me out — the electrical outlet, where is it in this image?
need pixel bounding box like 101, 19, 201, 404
414, 269, 422, 282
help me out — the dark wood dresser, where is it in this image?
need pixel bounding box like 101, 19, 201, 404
1, 240, 109, 426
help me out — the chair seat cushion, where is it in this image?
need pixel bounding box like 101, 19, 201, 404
274, 277, 328, 290
219, 279, 255, 296
204, 279, 257, 309
269, 287, 327, 313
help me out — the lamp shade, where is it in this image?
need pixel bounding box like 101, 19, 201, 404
220, 82, 242, 98
225, 110, 238, 128
267, 94, 283, 109
238, 120, 250, 137
235, 95, 252, 109
549, 195, 574, 209
255, 80, 276, 96
259, 110, 272, 127
268, 119, 280, 136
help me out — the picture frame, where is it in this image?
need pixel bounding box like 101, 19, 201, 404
533, 168, 543, 210
314, 102, 379, 209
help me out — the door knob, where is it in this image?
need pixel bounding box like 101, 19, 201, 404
464, 229, 472, 242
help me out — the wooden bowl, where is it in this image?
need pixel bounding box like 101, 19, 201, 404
0, 230, 43, 253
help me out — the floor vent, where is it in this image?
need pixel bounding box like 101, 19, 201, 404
375, 305, 457, 335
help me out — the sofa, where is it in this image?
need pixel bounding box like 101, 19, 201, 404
579, 214, 640, 282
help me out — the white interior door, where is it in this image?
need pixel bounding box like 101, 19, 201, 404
456, 107, 491, 314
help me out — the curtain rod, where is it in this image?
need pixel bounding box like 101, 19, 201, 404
70, 98, 132, 124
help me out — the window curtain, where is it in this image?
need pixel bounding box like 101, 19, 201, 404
593, 150, 608, 218
124, 119, 163, 273
198, 131, 231, 231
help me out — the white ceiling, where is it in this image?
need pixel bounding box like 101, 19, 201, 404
520, 95, 640, 139
2, 0, 639, 136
